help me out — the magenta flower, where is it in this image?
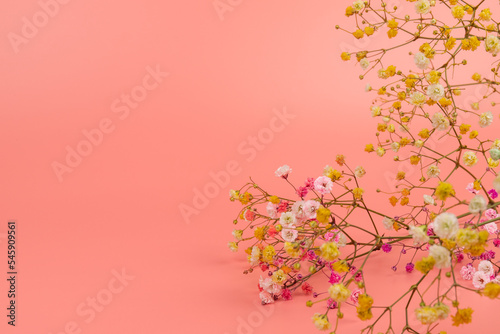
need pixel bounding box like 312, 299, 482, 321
296, 186, 308, 198
329, 272, 341, 284
281, 289, 292, 301
304, 177, 315, 190
405, 263, 414, 273
488, 188, 498, 199
381, 243, 392, 253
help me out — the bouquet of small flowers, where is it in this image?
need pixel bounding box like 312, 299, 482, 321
228, 1, 500, 333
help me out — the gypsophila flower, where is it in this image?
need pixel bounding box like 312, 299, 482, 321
415, 0, 431, 15
479, 111, 493, 128
426, 83, 445, 102
314, 176, 334, 195
275, 165, 291, 178
469, 195, 487, 213
433, 212, 459, 240
429, 245, 451, 269
414, 52, 430, 70
431, 112, 450, 131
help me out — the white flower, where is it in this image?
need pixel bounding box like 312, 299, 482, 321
391, 142, 400, 152
281, 228, 298, 242
232, 229, 243, 241
410, 91, 427, 106
429, 245, 451, 269
352, 0, 365, 11
228, 242, 238, 252
275, 165, 291, 178
376, 147, 386, 157
266, 202, 278, 218
304, 200, 320, 219
279, 212, 297, 227
409, 225, 430, 245
249, 246, 260, 265
426, 83, 445, 101
383, 217, 394, 230
472, 271, 490, 289
478, 260, 495, 277
427, 164, 440, 178
432, 112, 450, 131
493, 175, 500, 192
424, 194, 435, 205
415, 140, 424, 148
463, 151, 478, 167
354, 166, 366, 178
314, 176, 334, 195
485, 35, 500, 54
360, 58, 370, 70
433, 212, 459, 239
365, 83, 372, 92
469, 195, 487, 213
479, 111, 493, 128
371, 105, 381, 117
415, 0, 431, 14
414, 52, 430, 70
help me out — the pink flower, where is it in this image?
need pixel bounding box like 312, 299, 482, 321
472, 270, 490, 289
259, 291, 274, 304
281, 228, 298, 242
281, 289, 292, 301
350, 289, 362, 304
466, 183, 479, 194
329, 272, 341, 284
485, 209, 498, 220
327, 298, 337, 309
484, 222, 498, 234
259, 276, 281, 295
304, 177, 315, 190
274, 257, 284, 267
478, 260, 495, 277
266, 202, 278, 218
405, 263, 414, 273
460, 264, 475, 280
324, 232, 334, 241
296, 186, 308, 198
304, 200, 320, 219
314, 176, 334, 195
267, 226, 278, 237
275, 165, 291, 179
277, 201, 289, 213
301, 282, 313, 294
244, 209, 256, 222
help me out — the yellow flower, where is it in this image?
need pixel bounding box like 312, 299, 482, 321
262, 245, 276, 263
268, 195, 280, 204
451, 308, 473, 326
284, 242, 302, 258
387, 19, 398, 29
254, 226, 267, 240
426, 70, 441, 83
389, 196, 398, 206
441, 239, 456, 250
387, 28, 398, 38
365, 144, 374, 152
420, 43, 435, 59
336, 154, 345, 166
415, 306, 438, 324
435, 182, 455, 201
439, 98, 452, 107
340, 52, 351, 61
239, 192, 253, 204
316, 207, 331, 224
451, 5, 465, 19
364, 26, 375, 36
488, 158, 499, 168
410, 155, 421, 165
456, 228, 488, 255
405, 74, 418, 88
445, 36, 456, 50
400, 137, 411, 146
332, 260, 349, 273
386, 65, 396, 77
272, 269, 286, 284
415, 256, 436, 274
469, 130, 478, 139
483, 282, 500, 299
345, 6, 354, 17
357, 294, 373, 320
462, 36, 480, 51
418, 128, 430, 139
353, 187, 364, 200
320, 242, 340, 261
459, 124, 471, 134
353, 29, 364, 39
463, 151, 478, 166
312, 313, 331, 331
434, 303, 450, 320
472, 73, 481, 82
400, 197, 409, 206
396, 171, 406, 180
328, 283, 351, 302
479, 8, 492, 21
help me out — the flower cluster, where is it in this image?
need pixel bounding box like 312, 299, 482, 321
229, 1, 500, 333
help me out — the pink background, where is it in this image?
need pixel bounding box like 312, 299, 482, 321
0, 0, 499, 333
